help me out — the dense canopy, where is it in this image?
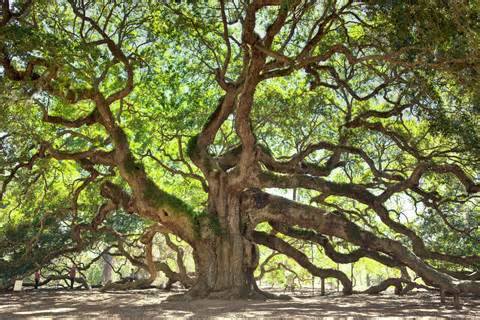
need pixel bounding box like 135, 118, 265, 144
1, 0, 479, 307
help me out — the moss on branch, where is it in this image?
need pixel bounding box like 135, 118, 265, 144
123, 154, 145, 174
186, 134, 199, 158
143, 180, 194, 217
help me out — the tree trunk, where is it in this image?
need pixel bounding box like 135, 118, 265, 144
102, 253, 113, 285
321, 278, 325, 296
191, 235, 258, 298
187, 185, 261, 298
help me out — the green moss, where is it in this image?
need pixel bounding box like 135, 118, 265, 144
280, 0, 293, 11
263, 171, 285, 184
124, 160, 136, 173
190, 211, 222, 237
124, 154, 144, 173
290, 226, 314, 238
191, 214, 202, 236
186, 134, 199, 157
143, 180, 226, 239
144, 180, 194, 216
344, 220, 363, 243
160, 190, 195, 216
257, 143, 273, 156
180, 210, 223, 238
208, 214, 222, 236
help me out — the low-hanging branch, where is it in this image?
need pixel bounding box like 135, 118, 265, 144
251, 230, 353, 294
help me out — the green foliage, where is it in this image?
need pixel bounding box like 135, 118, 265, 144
1, 0, 480, 290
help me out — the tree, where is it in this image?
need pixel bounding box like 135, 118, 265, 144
1, 0, 479, 305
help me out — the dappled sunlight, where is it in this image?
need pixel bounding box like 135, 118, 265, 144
14, 307, 77, 315
0, 289, 478, 319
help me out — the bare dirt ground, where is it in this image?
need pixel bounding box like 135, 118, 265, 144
0, 288, 479, 319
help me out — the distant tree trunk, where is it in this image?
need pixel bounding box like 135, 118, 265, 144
102, 253, 113, 285
350, 263, 355, 288
336, 263, 340, 292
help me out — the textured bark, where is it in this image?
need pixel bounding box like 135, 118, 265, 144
187, 182, 261, 298
362, 278, 403, 295
102, 254, 113, 285
156, 262, 195, 290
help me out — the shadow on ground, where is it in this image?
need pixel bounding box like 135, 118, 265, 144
0, 288, 479, 319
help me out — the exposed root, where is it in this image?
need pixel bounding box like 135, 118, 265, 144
250, 288, 291, 300
166, 286, 290, 301
361, 278, 404, 295
100, 279, 153, 292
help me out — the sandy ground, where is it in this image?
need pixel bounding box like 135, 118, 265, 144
0, 289, 479, 319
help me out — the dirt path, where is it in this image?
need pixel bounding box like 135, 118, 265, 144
0, 289, 479, 319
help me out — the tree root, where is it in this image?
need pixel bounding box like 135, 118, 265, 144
100, 279, 153, 292
166, 285, 291, 301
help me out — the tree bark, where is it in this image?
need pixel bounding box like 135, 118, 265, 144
187, 184, 260, 298
102, 253, 113, 285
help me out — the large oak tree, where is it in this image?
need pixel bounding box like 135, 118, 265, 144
1, 0, 480, 305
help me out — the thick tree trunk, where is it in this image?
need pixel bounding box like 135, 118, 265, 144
187, 184, 261, 299
191, 236, 258, 298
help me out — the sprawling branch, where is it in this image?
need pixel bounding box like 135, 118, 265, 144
44, 142, 116, 167
67, 0, 134, 104
242, 190, 480, 299
252, 230, 353, 294
0, 0, 33, 27
0, 145, 46, 201
42, 108, 100, 128
270, 223, 400, 268
257, 164, 480, 267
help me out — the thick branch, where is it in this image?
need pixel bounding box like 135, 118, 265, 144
243, 190, 480, 296
251, 230, 353, 294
